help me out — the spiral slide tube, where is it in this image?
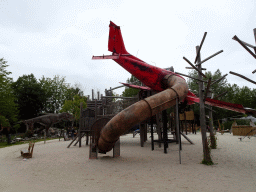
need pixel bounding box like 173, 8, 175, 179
97, 74, 188, 153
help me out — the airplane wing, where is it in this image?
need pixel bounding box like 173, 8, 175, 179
120, 82, 152, 91
186, 95, 256, 115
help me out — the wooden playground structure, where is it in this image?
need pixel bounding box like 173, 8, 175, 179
66, 22, 256, 165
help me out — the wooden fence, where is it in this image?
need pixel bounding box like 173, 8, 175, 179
232, 125, 255, 136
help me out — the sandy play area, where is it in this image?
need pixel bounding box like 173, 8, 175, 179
0, 132, 255, 192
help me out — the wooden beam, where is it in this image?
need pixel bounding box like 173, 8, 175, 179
186, 67, 206, 70
229, 71, 256, 85
175, 72, 207, 83
194, 32, 207, 64
253, 28, 256, 53
204, 105, 216, 113
106, 85, 125, 91
213, 91, 228, 100
232, 35, 256, 59
195, 50, 223, 66
211, 74, 228, 86
102, 96, 137, 99
183, 57, 207, 78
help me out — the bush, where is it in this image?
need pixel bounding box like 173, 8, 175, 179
223, 121, 233, 130
236, 119, 250, 125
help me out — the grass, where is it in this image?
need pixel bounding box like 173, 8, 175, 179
0, 137, 59, 148
201, 159, 214, 165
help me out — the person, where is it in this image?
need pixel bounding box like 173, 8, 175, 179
71, 128, 75, 140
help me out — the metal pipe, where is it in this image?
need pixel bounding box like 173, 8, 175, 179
97, 74, 188, 153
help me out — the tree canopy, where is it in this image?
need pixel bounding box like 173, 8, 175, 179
0, 58, 18, 130
12, 74, 47, 120
60, 94, 87, 122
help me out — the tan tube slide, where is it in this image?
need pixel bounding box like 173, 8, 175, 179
97, 74, 189, 153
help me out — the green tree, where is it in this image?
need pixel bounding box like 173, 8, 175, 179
39, 75, 76, 114
12, 74, 47, 120
64, 83, 84, 101
0, 58, 19, 132
60, 94, 87, 123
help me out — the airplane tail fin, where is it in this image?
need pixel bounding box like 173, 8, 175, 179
108, 21, 129, 54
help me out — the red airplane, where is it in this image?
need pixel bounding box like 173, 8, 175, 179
93, 21, 255, 115
92, 21, 256, 153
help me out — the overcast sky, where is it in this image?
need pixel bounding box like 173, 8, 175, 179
1, 0, 256, 97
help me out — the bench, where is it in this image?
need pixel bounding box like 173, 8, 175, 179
220, 129, 231, 135
21, 142, 35, 158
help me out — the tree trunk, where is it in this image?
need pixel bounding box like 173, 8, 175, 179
196, 46, 212, 163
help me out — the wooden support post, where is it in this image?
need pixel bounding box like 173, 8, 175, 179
74, 132, 86, 146
196, 45, 211, 163
174, 106, 178, 143
113, 139, 120, 157
86, 132, 89, 145
44, 129, 46, 144
162, 110, 168, 153
184, 112, 187, 135
89, 136, 98, 159
176, 98, 181, 164
156, 113, 162, 148
254, 28, 256, 53
92, 89, 94, 100
79, 102, 83, 147
140, 123, 145, 147
151, 117, 154, 151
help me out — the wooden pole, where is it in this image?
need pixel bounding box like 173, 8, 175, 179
232, 35, 256, 59
183, 57, 207, 78
176, 98, 181, 164
151, 116, 154, 151
210, 74, 228, 86
230, 71, 256, 85
195, 32, 207, 63
195, 50, 223, 66
208, 93, 216, 148
253, 28, 256, 53
162, 110, 168, 153
44, 129, 46, 144
196, 45, 212, 163
140, 123, 145, 147
92, 89, 94, 100
175, 72, 207, 82
79, 102, 83, 147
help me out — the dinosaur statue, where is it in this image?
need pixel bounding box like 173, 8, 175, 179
23, 112, 74, 135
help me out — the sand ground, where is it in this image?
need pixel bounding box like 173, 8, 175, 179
0, 132, 255, 192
